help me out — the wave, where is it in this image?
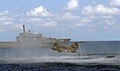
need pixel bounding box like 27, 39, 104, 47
0, 55, 120, 65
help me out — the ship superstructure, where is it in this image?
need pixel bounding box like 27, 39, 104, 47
0, 25, 70, 48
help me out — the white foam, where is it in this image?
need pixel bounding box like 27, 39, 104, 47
1, 55, 120, 65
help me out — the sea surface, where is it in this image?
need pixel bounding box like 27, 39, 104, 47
0, 41, 120, 71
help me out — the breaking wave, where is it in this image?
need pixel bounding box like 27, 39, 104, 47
1, 55, 120, 65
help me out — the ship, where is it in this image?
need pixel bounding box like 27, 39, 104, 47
0, 25, 71, 48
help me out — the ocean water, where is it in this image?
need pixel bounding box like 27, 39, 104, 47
0, 63, 120, 71
0, 41, 120, 71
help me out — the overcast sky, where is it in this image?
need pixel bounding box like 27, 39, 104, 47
0, 0, 120, 41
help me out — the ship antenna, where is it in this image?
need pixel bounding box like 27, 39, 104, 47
23, 25, 25, 32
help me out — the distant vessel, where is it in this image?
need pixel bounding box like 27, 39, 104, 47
0, 25, 70, 48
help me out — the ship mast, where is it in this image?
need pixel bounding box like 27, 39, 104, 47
23, 25, 26, 32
